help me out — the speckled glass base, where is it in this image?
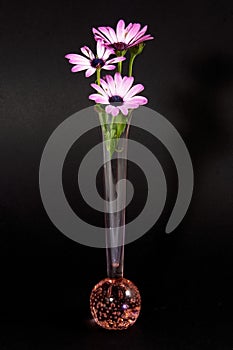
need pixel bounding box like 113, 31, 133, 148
90, 277, 141, 330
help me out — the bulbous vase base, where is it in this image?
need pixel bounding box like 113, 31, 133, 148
90, 277, 141, 330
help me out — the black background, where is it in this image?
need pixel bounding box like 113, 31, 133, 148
1, 0, 233, 348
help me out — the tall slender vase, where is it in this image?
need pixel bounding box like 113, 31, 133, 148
90, 106, 141, 330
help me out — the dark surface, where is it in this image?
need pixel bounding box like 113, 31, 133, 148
1, 0, 233, 348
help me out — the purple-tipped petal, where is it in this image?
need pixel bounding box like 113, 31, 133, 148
90, 83, 108, 97
102, 64, 116, 70
112, 106, 120, 116
124, 101, 140, 109
68, 59, 89, 65
124, 84, 145, 100
71, 65, 89, 72
132, 26, 149, 43
105, 105, 114, 114
119, 76, 134, 95
138, 34, 154, 41
114, 72, 123, 91
116, 19, 125, 41
118, 105, 129, 116
89, 93, 108, 104
96, 40, 105, 58
129, 34, 154, 47
105, 74, 116, 95
127, 96, 148, 105
65, 54, 89, 64
65, 55, 90, 66
85, 67, 96, 77
92, 28, 108, 42
80, 46, 95, 59
102, 47, 114, 60
92, 27, 98, 35
99, 79, 111, 96
107, 56, 125, 64
106, 26, 118, 43
98, 26, 115, 43
125, 23, 141, 43
134, 25, 148, 39
65, 53, 77, 60
125, 23, 133, 32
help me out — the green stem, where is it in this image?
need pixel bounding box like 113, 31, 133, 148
128, 54, 136, 77
118, 61, 122, 74
96, 68, 101, 85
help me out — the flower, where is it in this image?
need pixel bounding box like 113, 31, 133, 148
89, 72, 148, 117
93, 19, 154, 53
65, 40, 125, 77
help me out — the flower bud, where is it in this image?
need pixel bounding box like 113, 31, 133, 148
129, 42, 145, 56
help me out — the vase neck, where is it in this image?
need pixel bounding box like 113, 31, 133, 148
101, 114, 131, 279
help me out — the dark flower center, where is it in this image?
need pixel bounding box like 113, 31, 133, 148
112, 42, 128, 51
109, 95, 123, 106
91, 58, 105, 68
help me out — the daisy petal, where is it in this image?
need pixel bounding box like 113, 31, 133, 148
92, 28, 108, 42
116, 19, 125, 42
106, 26, 118, 43
71, 65, 89, 72
124, 84, 144, 100
85, 67, 96, 77
124, 101, 140, 109
129, 35, 154, 47
96, 40, 105, 58
118, 105, 129, 116
105, 75, 116, 95
119, 76, 134, 95
89, 94, 109, 104
65, 54, 90, 65
125, 23, 133, 31
107, 56, 126, 64
98, 26, 115, 43
105, 105, 114, 114
102, 47, 114, 60
134, 25, 148, 39
131, 25, 148, 42
80, 46, 95, 59
102, 64, 116, 70
90, 83, 108, 97
126, 96, 148, 105
99, 79, 111, 96
113, 72, 123, 95
115, 72, 123, 86
112, 106, 120, 116
125, 23, 141, 44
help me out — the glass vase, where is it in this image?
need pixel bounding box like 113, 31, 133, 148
90, 105, 141, 330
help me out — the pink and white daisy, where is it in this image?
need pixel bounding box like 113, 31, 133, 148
93, 19, 154, 52
65, 41, 125, 77
89, 72, 148, 117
